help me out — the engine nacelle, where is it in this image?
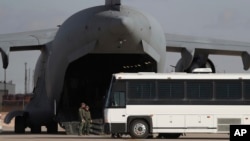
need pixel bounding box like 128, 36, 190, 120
175, 57, 215, 73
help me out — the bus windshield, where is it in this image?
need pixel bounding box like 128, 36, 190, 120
105, 77, 126, 108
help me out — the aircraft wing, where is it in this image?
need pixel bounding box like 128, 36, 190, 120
0, 28, 58, 69
165, 33, 250, 70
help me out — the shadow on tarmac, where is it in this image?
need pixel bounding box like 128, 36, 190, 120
0, 131, 229, 140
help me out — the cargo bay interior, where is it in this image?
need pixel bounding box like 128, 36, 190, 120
58, 54, 156, 121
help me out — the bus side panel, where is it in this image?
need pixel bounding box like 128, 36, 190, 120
186, 115, 214, 128
243, 115, 250, 124
154, 115, 185, 133
105, 109, 127, 133
185, 115, 216, 133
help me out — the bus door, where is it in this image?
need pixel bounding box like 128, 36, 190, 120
108, 91, 127, 133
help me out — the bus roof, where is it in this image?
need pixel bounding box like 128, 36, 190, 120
113, 72, 250, 80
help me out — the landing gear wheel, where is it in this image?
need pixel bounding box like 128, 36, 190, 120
31, 125, 41, 133
46, 121, 58, 134
129, 120, 149, 139
15, 116, 26, 133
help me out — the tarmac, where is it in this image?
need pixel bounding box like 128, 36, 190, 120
0, 112, 230, 141
0, 132, 229, 141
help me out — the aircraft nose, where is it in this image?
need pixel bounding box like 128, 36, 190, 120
109, 16, 134, 36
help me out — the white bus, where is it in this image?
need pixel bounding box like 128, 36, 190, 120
104, 72, 250, 139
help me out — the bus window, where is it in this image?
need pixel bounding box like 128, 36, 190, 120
158, 80, 184, 99
128, 80, 156, 99
215, 80, 242, 99
244, 80, 250, 99
187, 81, 213, 99
111, 92, 126, 107
106, 80, 126, 108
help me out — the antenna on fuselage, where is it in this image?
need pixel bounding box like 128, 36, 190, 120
105, 0, 121, 6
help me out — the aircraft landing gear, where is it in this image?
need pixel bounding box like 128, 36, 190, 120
15, 116, 26, 133
46, 121, 58, 134
31, 125, 41, 133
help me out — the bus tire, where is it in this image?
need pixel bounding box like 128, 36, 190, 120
129, 120, 149, 139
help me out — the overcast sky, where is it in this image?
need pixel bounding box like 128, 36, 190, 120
0, 0, 250, 93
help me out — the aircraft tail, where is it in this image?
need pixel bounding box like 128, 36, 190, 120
105, 0, 121, 6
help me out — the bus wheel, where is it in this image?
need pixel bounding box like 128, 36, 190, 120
129, 120, 149, 139
158, 133, 182, 139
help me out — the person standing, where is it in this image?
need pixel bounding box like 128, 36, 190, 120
84, 105, 92, 135
78, 102, 86, 136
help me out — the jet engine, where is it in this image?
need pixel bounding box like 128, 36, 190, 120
175, 56, 216, 73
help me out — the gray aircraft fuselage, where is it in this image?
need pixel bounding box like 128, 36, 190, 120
23, 4, 166, 131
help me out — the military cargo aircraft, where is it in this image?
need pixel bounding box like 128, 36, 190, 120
0, 0, 250, 133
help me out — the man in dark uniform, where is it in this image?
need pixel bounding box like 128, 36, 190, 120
78, 102, 86, 136
84, 105, 92, 135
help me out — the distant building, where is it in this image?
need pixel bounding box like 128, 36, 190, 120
0, 81, 15, 94
0, 81, 16, 105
